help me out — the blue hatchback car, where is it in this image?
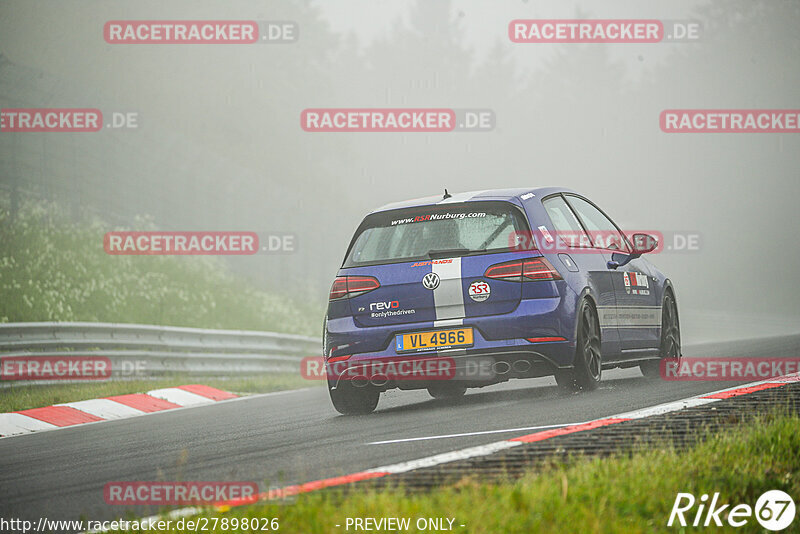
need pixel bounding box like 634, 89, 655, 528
324, 188, 681, 414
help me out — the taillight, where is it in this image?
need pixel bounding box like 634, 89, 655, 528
484, 257, 562, 281
329, 275, 380, 300
522, 257, 562, 280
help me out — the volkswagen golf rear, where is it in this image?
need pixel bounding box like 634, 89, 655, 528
323, 188, 675, 414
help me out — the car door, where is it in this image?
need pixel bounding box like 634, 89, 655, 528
563, 195, 660, 355
540, 195, 621, 358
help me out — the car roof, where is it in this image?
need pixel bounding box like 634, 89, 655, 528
370, 187, 578, 213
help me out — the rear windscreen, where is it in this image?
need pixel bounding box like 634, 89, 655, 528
343, 201, 530, 267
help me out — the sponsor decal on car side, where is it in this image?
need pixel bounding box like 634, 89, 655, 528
412, 259, 454, 267
468, 280, 491, 302
623, 272, 650, 295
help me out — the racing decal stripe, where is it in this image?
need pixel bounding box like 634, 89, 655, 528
597, 305, 661, 328
433, 318, 464, 328
432, 257, 464, 325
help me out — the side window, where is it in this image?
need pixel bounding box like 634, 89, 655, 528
564, 196, 629, 252
542, 196, 591, 248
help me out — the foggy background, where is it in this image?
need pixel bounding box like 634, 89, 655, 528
1, 0, 798, 340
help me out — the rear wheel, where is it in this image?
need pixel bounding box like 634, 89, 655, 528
640, 291, 681, 378
427, 383, 467, 399
555, 299, 602, 391
329, 381, 379, 415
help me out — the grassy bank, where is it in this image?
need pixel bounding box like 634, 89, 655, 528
108, 410, 799, 533
0, 199, 323, 335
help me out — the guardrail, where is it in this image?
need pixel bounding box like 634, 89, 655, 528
0, 322, 319, 378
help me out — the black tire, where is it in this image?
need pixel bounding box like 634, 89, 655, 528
640, 291, 681, 378
329, 381, 380, 415
427, 383, 467, 399
555, 298, 602, 391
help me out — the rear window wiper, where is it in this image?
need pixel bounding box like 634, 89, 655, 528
427, 248, 479, 259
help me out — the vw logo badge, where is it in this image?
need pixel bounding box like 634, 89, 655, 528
422, 272, 440, 290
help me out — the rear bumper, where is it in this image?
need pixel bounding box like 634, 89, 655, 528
326, 346, 573, 391
325, 296, 577, 385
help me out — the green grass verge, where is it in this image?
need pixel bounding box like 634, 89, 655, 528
0, 198, 324, 335
0, 374, 321, 413
105, 410, 799, 533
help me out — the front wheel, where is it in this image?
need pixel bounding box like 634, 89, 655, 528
556, 299, 602, 391
640, 291, 681, 378
329, 381, 380, 415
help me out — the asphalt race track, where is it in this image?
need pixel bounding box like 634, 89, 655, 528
2, 334, 799, 529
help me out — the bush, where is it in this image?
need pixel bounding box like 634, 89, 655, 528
0, 199, 322, 335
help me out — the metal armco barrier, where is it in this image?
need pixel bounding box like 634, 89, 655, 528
0, 322, 319, 378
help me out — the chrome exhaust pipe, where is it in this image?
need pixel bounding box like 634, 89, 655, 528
493, 361, 511, 375
370, 374, 389, 387
512, 359, 532, 373
351, 375, 369, 388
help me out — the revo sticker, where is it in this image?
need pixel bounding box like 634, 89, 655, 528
370, 301, 399, 311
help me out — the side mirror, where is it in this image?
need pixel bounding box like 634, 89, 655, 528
630, 233, 658, 255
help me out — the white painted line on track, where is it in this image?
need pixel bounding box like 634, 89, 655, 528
614, 397, 719, 420
368, 422, 578, 445
368, 440, 522, 474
